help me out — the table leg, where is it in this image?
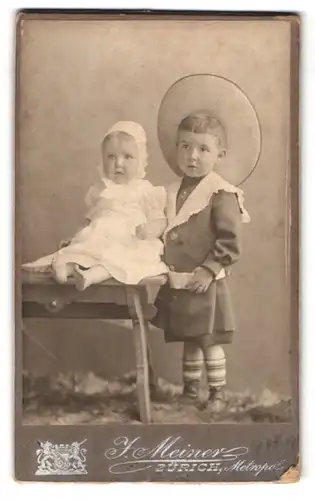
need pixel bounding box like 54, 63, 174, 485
126, 288, 151, 424
147, 342, 158, 390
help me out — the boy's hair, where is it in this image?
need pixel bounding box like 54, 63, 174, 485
177, 112, 227, 149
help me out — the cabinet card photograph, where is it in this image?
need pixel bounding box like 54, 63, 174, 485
15, 11, 299, 483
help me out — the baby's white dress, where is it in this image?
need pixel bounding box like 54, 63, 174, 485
22, 179, 168, 284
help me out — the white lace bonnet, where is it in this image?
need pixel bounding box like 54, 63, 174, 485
98, 121, 148, 181
85, 121, 149, 208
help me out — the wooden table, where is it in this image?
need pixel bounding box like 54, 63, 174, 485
22, 272, 167, 424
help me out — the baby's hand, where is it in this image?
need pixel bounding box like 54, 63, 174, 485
58, 238, 71, 249
136, 222, 161, 240
186, 267, 214, 294
135, 224, 148, 240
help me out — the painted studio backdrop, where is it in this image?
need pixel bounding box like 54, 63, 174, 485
19, 19, 291, 396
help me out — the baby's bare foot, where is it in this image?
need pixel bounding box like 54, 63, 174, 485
51, 256, 68, 284
73, 264, 88, 291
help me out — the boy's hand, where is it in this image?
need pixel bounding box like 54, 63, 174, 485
186, 267, 214, 294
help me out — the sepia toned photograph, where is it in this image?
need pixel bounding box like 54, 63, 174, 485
15, 11, 299, 482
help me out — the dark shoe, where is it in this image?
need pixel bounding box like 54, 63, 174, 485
207, 387, 225, 413
177, 381, 200, 406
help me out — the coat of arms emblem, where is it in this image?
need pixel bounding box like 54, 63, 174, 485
35, 440, 88, 475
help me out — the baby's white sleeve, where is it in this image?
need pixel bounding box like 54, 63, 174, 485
84, 181, 106, 221
144, 185, 167, 221
84, 183, 100, 210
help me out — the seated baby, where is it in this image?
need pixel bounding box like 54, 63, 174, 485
22, 121, 168, 290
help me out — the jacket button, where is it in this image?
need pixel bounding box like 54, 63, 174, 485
170, 231, 178, 241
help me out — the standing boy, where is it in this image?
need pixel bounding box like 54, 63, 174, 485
153, 75, 260, 411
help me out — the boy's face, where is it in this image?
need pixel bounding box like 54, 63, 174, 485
102, 135, 139, 184
176, 131, 225, 178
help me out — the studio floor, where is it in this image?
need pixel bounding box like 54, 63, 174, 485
22, 371, 293, 425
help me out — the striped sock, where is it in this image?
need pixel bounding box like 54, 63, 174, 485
204, 345, 226, 388
183, 342, 203, 388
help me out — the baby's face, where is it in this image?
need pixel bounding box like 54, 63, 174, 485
102, 135, 139, 184
177, 131, 225, 178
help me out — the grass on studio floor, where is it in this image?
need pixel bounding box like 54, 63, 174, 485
22, 370, 292, 425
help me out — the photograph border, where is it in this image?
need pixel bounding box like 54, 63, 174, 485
14, 9, 300, 483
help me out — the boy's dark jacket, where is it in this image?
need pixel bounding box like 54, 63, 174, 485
152, 179, 243, 345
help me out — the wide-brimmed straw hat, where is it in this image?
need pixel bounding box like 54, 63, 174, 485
157, 74, 261, 185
